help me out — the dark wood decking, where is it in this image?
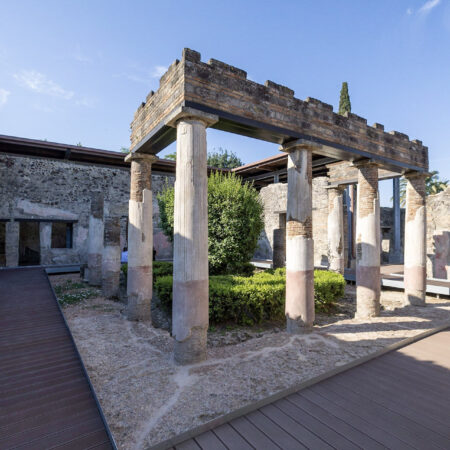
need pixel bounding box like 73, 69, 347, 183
0, 268, 116, 450
173, 328, 450, 450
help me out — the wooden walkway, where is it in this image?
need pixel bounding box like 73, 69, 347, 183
0, 268, 116, 449
166, 328, 450, 450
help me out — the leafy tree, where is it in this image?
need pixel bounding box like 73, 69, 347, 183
207, 147, 243, 169
120, 147, 130, 153
398, 171, 449, 206
338, 81, 351, 115
165, 152, 177, 161
157, 171, 264, 274
163, 147, 243, 168
76, 142, 83, 147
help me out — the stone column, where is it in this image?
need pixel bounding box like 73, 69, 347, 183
280, 140, 315, 332
392, 177, 402, 263
88, 193, 104, 286
102, 216, 121, 299
125, 153, 158, 321
168, 107, 218, 364
5, 220, 19, 267
327, 186, 345, 274
355, 161, 380, 318
40, 222, 52, 266
404, 172, 427, 306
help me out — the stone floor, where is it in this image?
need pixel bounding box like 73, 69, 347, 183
51, 274, 450, 450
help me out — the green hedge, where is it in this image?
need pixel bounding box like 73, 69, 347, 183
154, 267, 345, 325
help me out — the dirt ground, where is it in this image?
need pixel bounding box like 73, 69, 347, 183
51, 274, 450, 450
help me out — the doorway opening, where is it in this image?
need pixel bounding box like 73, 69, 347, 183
19, 221, 40, 266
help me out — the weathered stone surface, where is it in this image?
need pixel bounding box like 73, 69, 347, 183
404, 173, 427, 306
283, 146, 314, 331
426, 186, 450, 280
355, 162, 381, 318
0, 153, 174, 266
102, 216, 121, 299
327, 187, 345, 273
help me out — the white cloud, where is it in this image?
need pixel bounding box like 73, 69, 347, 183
406, 8, 413, 15
152, 65, 167, 78
14, 70, 74, 100
418, 0, 441, 14
0, 88, 10, 107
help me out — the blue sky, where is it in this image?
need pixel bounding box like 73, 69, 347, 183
0, 0, 449, 205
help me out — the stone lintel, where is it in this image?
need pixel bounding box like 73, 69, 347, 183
279, 139, 321, 153
124, 152, 159, 164
166, 106, 219, 129
403, 169, 430, 179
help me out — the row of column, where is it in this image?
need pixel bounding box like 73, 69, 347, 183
324, 163, 427, 316
123, 109, 427, 365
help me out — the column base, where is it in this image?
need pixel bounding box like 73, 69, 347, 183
174, 327, 207, 365
404, 290, 426, 307
88, 253, 102, 286
286, 316, 313, 334
126, 265, 152, 321
356, 265, 380, 319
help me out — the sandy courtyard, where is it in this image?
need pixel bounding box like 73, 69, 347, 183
51, 274, 450, 449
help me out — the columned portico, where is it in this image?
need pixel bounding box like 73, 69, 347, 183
404, 172, 427, 306
281, 140, 315, 332
168, 108, 218, 365
327, 186, 345, 274
125, 153, 158, 321
355, 161, 381, 318
88, 192, 104, 286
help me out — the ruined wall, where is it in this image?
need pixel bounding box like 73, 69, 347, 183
426, 187, 450, 279
0, 153, 174, 266
255, 177, 329, 266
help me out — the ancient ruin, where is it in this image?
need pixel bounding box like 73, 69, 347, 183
127, 48, 430, 364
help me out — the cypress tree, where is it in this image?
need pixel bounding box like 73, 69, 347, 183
339, 81, 351, 115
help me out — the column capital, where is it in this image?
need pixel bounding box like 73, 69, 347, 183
166, 106, 219, 128
403, 169, 429, 180
350, 158, 380, 169
124, 152, 159, 164
279, 139, 321, 153
326, 184, 346, 192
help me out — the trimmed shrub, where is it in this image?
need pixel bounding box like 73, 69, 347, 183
157, 172, 264, 275
154, 268, 345, 325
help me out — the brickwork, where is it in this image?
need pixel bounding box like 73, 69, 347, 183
129, 155, 159, 202
405, 173, 426, 222
356, 163, 379, 219
131, 49, 428, 173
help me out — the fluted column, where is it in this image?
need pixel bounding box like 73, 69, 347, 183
168, 107, 218, 364
327, 186, 345, 274
125, 153, 158, 320
404, 172, 427, 306
355, 161, 380, 318
88, 192, 104, 286
280, 140, 315, 332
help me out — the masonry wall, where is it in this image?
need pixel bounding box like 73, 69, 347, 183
0, 153, 174, 267
427, 187, 450, 279
256, 177, 329, 266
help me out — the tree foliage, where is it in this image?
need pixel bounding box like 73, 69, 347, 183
157, 171, 264, 274
162, 147, 243, 168
338, 81, 351, 115
398, 171, 449, 206
207, 147, 243, 169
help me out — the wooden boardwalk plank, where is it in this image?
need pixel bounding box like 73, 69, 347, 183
173, 327, 450, 450
0, 268, 116, 450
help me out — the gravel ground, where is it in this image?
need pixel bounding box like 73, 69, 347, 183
51, 274, 450, 450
